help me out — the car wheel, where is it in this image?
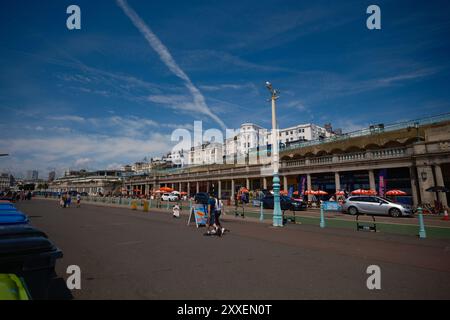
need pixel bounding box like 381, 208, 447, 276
389, 208, 401, 217
348, 206, 358, 215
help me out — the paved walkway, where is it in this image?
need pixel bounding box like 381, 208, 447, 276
36, 197, 450, 238
15, 199, 450, 299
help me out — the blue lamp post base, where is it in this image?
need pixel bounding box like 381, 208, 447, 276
272, 174, 283, 227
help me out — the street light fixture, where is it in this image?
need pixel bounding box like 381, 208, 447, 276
414, 122, 420, 143
266, 81, 283, 227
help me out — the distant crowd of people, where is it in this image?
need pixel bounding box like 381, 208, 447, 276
0, 190, 32, 201
58, 192, 81, 208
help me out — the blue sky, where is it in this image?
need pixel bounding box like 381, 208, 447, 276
0, 0, 449, 178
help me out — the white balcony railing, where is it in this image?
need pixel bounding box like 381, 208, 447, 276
282, 147, 407, 168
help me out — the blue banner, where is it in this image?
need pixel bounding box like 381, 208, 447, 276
322, 201, 342, 211
288, 185, 294, 198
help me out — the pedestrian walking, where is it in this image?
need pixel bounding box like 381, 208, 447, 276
204, 193, 225, 236
204, 193, 217, 236
172, 204, 180, 218
215, 197, 225, 235
67, 193, 71, 208
61, 194, 67, 208
76, 194, 81, 208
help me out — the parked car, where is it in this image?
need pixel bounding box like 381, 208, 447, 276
194, 192, 210, 205
341, 196, 412, 217
161, 193, 178, 201
262, 195, 307, 211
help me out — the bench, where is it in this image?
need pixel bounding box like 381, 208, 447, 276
356, 214, 377, 232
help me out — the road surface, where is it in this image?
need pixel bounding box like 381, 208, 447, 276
15, 199, 450, 299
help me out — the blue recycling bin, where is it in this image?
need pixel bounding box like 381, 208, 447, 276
0, 203, 17, 211
0, 210, 29, 225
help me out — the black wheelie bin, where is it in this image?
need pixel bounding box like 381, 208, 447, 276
0, 225, 63, 299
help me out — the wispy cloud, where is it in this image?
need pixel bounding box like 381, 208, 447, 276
199, 83, 258, 92
375, 68, 440, 85
116, 0, 226, 130
48, 115, 85, 122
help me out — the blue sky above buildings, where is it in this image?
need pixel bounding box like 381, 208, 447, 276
0, 0, 449, 177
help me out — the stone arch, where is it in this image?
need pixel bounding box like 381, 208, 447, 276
382, 140, 403, 148
344, 146, 363, 153
330, 148, 344, 154
316, 150, 329, 157
403, 137, 423, 145
364, 143, 381, 150
291, 153, 304, 160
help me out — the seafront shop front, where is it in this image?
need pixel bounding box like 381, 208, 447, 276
141, 167, 415, 205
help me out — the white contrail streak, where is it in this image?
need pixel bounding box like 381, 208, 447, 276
116, 0, 227, 130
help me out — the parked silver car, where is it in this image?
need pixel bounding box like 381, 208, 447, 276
342, 196, 412, 217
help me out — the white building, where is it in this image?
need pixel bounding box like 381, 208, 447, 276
267, 123, 334, 146
129, 122, 336, 168
0, 173, 11, 191
168, 149, 188, 167
49, 170, 123, 195
225, 123, 268, 157
189, 142, 224, 165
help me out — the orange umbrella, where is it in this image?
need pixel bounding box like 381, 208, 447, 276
335, 191, 345, 195
315, 190, 328, 195
303, 190, 315, 195
351, 189, 376, 195
159, 187, 173, 192
180, 191, 188, 195
280, 190, 288, 195
385, 190, 407, 196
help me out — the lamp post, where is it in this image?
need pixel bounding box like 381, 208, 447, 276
414, 122, 419, 143
266, 81, 283, 227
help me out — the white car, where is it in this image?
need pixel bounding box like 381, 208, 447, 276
161, 193, 178, 201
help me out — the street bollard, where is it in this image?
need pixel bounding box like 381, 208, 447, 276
189, 200, 192, 214
259, 201, 264, 222
320, 204, 326, 228
149, 199, 152, 208
143, 200, 149, 212
166, 201, 170, 211
131, 199, 137, 210
417, 207, 427, 239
